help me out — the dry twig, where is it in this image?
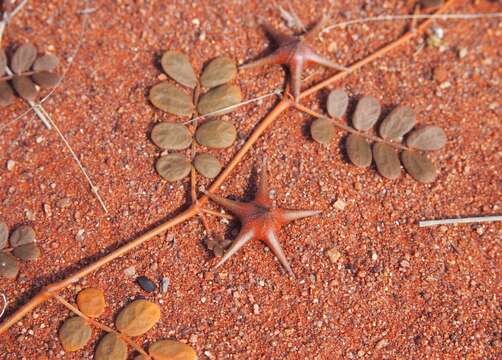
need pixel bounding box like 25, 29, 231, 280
0, 293, 7, 319
419, 215, 502, 227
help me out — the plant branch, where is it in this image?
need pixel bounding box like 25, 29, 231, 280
293, 103, 411, 151
53, 294, 150, 358
0, 0, 458, 335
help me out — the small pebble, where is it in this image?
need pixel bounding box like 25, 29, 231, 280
400, 259, 410, 270
161, 277, 170, 294
6, 160, 15, 171
43, 203, 52, 217
434, 66, 449, 83
334, 199, 347, 211
137, 276, 156, 292
75, 229, 85, 241
124, 266, 136, 277
57, 198, 72, 208
326, 248, 342, 264
375, 338, 389, 350
24, 209, 35, 221
458, 47, 468, 59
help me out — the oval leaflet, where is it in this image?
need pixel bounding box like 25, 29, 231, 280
352, 96, 381, 131
326, 88, 349, 118
161, 51, 197, 88
193, 152, 222, 178
0, 252, 19, 279
195, 119, 236, 149
11, 43, 37, 74
406, 126, 446, 150
151, 122, 192, 150
379, 106, 416, 140
346, 134, 372, 168
200, 56, 237, 88
12, 243, 40, 261
196, 84, 242, 116
149, 82, 194, 116
9, 225, 35, 247
149, 339, 198, 360
95, 333, 128, 360
401, 150, 437, 183
12, 76, 37, 101
156, 154, 192, 182
311, 118, 335, 145
115, 300, 161, 337
373, 143, 401, 179
58, 317, 92, 352
76, 288, 106, 318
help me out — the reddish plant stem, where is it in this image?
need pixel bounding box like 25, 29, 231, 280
0, 0, 457, 335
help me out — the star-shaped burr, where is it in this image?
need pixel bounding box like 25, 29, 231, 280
204, 162, 321, 276
241, 17, 348, 100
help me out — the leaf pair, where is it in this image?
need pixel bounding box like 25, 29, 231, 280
312, 89, 447, 183
149, 51, 241, 116
152, 119, 237, 181
0, 43, 61, 106
59, 289, 196, 359
0, 224, 40, 280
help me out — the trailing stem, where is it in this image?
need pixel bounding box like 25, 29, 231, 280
0, 0, 458, 335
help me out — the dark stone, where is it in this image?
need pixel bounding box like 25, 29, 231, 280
136, 276, 156, 292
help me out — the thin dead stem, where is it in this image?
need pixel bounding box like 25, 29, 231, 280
0, 0, 459, 335
53, 294, 150, 358
322, 12, 502, 33
7, 0, 29, 19
0, 293, 6, 319
43, 114, 109, 213
419, 215, 502, 227
294, 103, 411, 151
182, 89, 283, 125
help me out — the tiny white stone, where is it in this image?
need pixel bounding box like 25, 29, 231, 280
6, 160, 15, 171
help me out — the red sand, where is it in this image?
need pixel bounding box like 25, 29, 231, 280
0, 0, 501, 359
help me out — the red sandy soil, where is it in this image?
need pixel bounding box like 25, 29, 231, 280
0, 0, 501, 359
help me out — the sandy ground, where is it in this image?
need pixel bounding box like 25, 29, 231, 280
0, 0, 501, 359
